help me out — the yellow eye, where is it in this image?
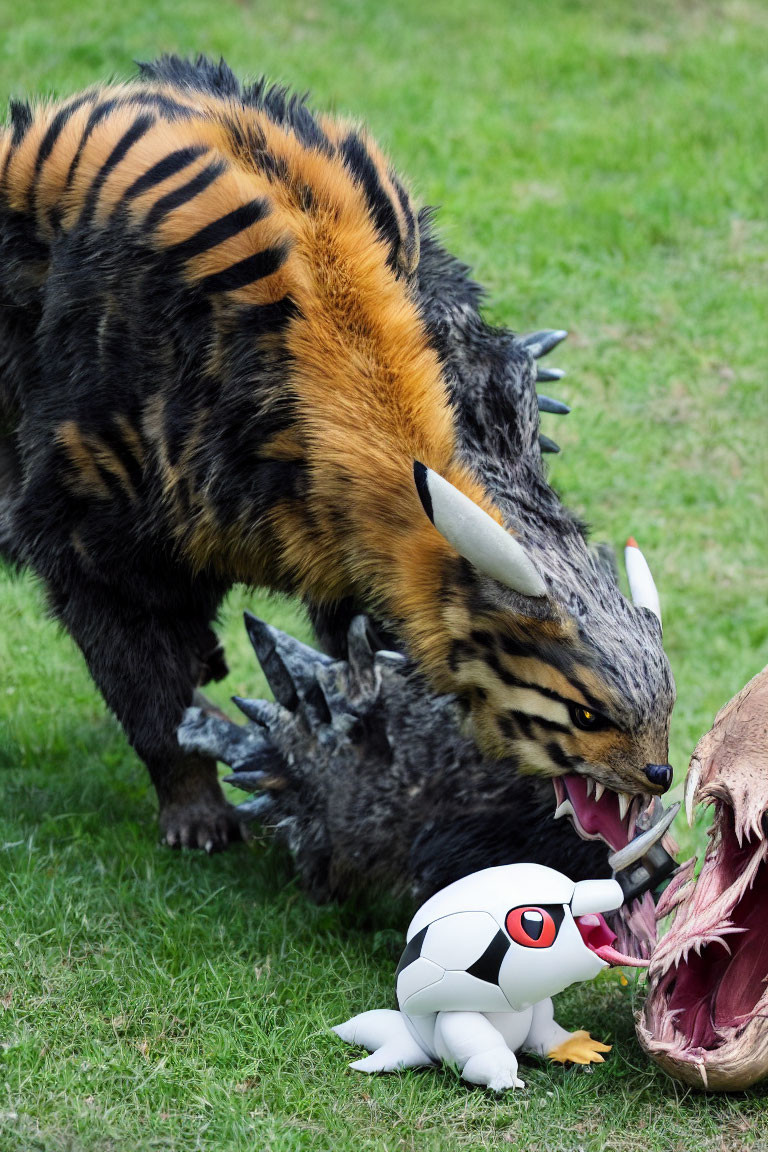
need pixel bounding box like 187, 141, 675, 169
570, 704, 604, 731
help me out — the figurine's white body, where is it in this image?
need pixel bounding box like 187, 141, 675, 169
334, 863, 627, 1091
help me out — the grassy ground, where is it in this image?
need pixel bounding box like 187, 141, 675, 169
1, 0, 767, 1148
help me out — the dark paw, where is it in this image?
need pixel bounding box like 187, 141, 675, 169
160, 798, 248, 853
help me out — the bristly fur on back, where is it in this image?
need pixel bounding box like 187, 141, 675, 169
0, 56, 675, 852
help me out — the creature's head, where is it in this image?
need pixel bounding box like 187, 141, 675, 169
405, 223, 678, 906
397, 863, 643, 1018
413, 461, 676, 869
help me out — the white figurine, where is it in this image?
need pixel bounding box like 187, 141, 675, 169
334, 862, 646, 1091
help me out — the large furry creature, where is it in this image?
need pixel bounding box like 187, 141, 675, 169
0, 57, 675, 853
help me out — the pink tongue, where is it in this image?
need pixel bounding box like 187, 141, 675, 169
576, 913, 649, 969
593, 943, 649, 968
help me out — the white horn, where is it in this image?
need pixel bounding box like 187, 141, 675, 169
624, 537, 661, 627
413, 462, 546, 598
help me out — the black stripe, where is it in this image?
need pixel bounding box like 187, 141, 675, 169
62, 99, 120, 197
485, 646, 609, 717
339, 132, 402, 268
80, 113, 155, 225
166, 198, 270, 262
1, 102, 33, 191
499, 713, 527, 741
235, 297, 298, 337
33, 93, 94, 186
528, 713, 570, 734
567, 675, 608, 715
199, 245, 285, 294
125, 92, 195, 121
9, 100, 33, 146
466, 930, 509, 984
118, 146, 207, 209
395, 924, 429, 980
413, 461, 433, 522
547, 742, 579, 772
144, 159, 226, 232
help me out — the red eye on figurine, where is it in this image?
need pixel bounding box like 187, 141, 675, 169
505, 905, 560, 948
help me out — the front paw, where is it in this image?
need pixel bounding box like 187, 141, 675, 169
160, 797, 247, 853
462, 1048, 525, 1092
548, 1030, 611, 1065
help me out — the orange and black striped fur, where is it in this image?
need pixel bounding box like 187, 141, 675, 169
0, 57, 675, 851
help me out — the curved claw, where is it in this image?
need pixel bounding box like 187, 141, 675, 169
537, 394, 570, 414
520, 329, 568, 358
232, 695, 293, 729
235, 794, 275, 822
539, 434, 561, 454
548, 1030, 611, 1065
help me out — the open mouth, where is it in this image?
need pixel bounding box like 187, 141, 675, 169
639, 804, 768, 1089
553, 773, 680, 959
575, 911, 649, 968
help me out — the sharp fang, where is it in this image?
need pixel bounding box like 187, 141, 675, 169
618, 792, 631, 821
586, 777, 595, 798
684, 760, 702, 827
608, 802, 680, 871
554, 800, 575, 820
594, 782, 605, 803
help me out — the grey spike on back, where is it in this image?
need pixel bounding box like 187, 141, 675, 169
535, 366, 565, 383
519, 329, 568, 358
539, 434, 561, 454
537, 394, 570, 415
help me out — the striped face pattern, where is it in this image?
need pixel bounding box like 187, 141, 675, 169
0, 58, 675, 853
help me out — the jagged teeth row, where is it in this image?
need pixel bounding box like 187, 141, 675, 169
584, 776, 633, 817
656, 933, 733, 979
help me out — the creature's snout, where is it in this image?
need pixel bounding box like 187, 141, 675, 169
644, 763, 673, 792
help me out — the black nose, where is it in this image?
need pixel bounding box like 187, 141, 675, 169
644, 763, 673, 792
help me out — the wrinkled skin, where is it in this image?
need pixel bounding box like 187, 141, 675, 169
639, 665, 768, 1090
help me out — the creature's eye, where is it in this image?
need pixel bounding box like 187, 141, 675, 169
505, 904, 564, 948
569, 704, 608, 732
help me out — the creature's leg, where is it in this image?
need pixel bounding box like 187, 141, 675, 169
333, 1011, 434, 1072
433, 1011, 524, 1091
53, 580, 243, 851
523, 999, 611, 1065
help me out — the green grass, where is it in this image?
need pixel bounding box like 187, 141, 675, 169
1, 0, 768, 1147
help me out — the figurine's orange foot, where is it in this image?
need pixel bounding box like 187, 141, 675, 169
548, 1030, 611, 1065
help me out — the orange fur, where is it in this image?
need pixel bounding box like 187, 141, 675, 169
3, 80, 525, 693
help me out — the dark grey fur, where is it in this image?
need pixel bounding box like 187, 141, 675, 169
179, 613, 608, 903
